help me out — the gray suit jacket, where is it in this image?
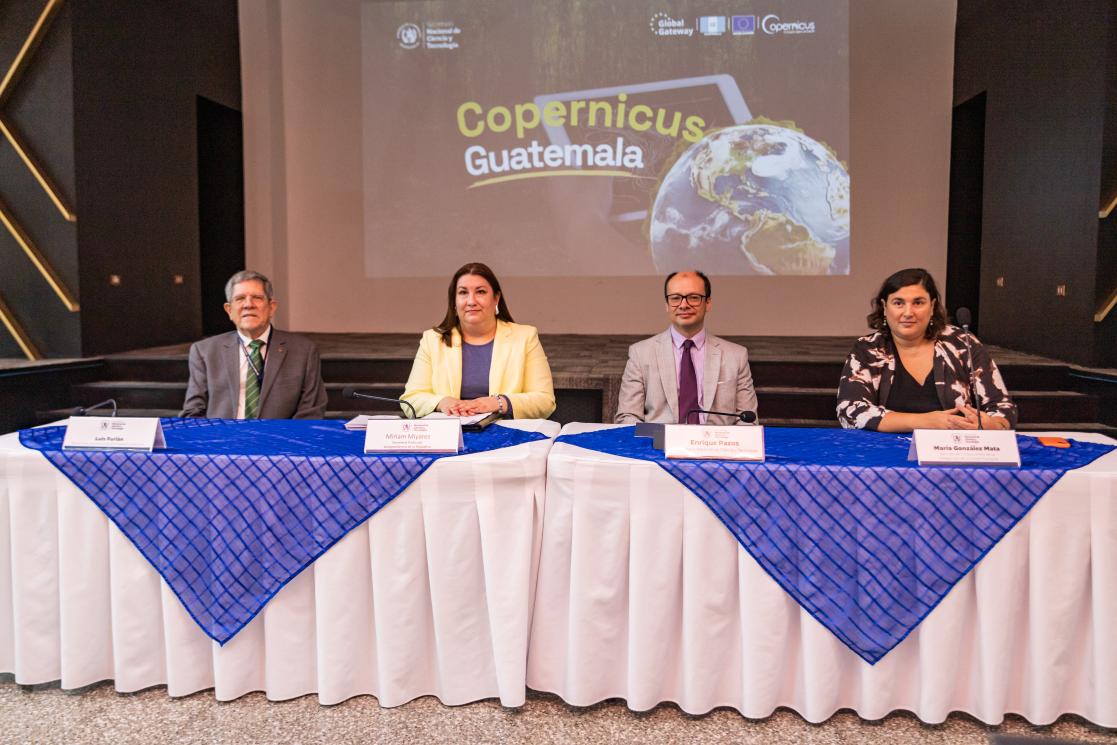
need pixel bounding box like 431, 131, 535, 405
180, 329, 328, 419
615, 330, 758, 425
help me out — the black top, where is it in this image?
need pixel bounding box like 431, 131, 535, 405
837, 327, 1019, 430
885, 357, 940, 414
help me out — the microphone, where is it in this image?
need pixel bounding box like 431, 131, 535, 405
954, 307, 982, 430
342, 386, 417, 420
685, 408, 758, 425
74, 399, 118, 417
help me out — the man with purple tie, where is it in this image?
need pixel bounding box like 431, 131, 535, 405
615, 270, 758, 426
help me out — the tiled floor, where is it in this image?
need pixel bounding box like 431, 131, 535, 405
0, 681, 1113, 745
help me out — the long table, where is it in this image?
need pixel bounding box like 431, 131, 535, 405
526, 423, 1117, 725
3, 419, 1115, 724
0, 419, 559, 706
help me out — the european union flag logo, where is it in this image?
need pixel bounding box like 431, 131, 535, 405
697, 16, 726, 36
731, 15, 756, 35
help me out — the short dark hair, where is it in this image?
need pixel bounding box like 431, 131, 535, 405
867, 267, 948, 340
225, 270, 274, 302
664, 270, 712, 300
434, 262, 514, 346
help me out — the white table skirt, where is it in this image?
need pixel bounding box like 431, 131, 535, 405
0, 419, 559, 706
526, 423, 1117, 725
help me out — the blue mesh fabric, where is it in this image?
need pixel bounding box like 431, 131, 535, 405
556, 426, 1113, 663
20, 418, 547, 644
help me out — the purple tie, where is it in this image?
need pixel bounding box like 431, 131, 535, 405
678, 339, 699, 424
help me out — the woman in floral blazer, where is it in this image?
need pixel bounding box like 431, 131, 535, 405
837, 268, 1018, 432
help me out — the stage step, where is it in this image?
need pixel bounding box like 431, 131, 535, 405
72, 381, 186, 410
68, 380, 605, 422
41, 408, 383, 423
57, 388, 1104, 430
759, 417, 1117, 437
753, 387, 1098, 425
760, 418, 840, 428
1013, 390, 1099, 422
39, 408, 182, 423
33, 338, 1112, 433
102, 353, 1074, 391
68, 382, 1102, 425
69, 380, 412, 412
747, 360, 1070, 391
103, 355, 418, 384
8, 335, 1114, 435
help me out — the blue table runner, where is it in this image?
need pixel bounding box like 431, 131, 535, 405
557, 426, 1114, 664
20, 418, 547, 644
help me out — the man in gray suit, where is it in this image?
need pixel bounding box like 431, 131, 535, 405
181, 270, 328, 419
615, 270, 757, 426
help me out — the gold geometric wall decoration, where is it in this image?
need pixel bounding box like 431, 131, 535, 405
0, 293, 41, 360
0, 117, 75, 221
0, 195, 78, 310
1095, 285, 1117, 324
0, 0, 77, 358
1102, 193, 1117, 220
0, 0, 73, 220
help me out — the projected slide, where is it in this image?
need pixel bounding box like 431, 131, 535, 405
362, 1, 849, 278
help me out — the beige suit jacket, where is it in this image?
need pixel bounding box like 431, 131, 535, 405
615, 330, 758, 425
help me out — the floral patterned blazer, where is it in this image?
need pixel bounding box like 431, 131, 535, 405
836, 326, 1018, 430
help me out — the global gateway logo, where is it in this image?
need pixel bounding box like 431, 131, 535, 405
761, 14, 816, 34
649, 12, 694, 36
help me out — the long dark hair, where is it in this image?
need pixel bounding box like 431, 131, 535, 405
867, 267, 948, 340
434, 262, 514, 346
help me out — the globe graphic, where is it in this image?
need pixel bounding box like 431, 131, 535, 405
648, 123, 850, 275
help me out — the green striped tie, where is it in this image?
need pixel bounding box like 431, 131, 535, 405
244, 340, 264, 419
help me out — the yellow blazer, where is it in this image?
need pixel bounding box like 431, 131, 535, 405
401, 320, 556, 419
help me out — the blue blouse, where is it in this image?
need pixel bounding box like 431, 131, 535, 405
460, 340, 494, 400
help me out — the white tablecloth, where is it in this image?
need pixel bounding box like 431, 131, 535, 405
0, 419, 559, 706
527, 423, 1117, 725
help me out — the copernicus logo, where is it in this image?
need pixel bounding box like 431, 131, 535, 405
761, 14, 816, 35
649, 11, 694, 37
397, 23, 422, 49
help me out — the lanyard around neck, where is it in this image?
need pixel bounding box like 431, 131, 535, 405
239, 338, 265, 384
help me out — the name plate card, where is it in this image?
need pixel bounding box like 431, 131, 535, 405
664, 424, 765, 461
908, 429, 1020, 467
62, 416, 166, 452
364, 418, 462, 454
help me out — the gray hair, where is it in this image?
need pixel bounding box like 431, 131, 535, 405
224, 270, 274, 302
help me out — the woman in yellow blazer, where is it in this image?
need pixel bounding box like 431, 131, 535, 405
401, 262, 556, 419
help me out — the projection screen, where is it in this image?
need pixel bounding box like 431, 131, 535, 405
238, 0, 954, 335
361, 1, 849, 278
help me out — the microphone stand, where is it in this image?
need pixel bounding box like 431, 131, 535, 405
636, 409, 759, 449
956, 308, 982, 430
74, 398, 118, 417
343, 387, 417, 420
685, 409, 758, 425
